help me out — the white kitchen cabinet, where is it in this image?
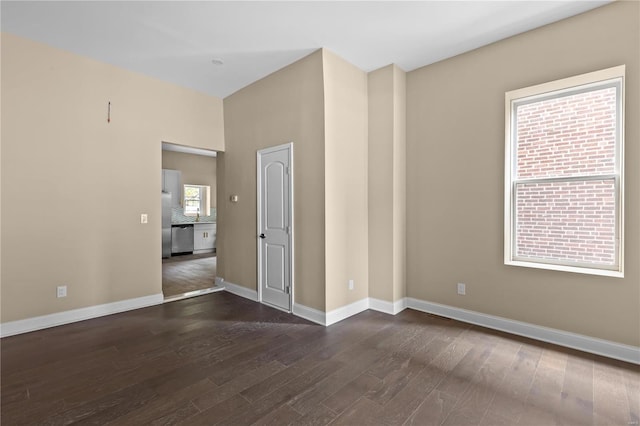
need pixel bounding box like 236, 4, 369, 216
193, 223, 216, 253
162, 169, 182, 208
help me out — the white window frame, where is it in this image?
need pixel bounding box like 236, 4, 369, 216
504, 65, 625, 278
183, 184, 211, 216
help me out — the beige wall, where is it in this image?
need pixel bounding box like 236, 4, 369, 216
406, 1, 639, 346
368, 65, 407, 304
162, 150, 217, 209
392, 66, 407, 303
368, 66, 394, 302
323, 50, 369, 311
0, 33, 3, 313
220, 50, 327, 310
1, 33, 224, 322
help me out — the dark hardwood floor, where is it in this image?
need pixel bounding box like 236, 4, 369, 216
162, 253, 217, 298
1, 292, 638, 425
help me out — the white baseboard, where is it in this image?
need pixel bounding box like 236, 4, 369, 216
163, 286, 225, 303
369, 297, 408, 315
292, 303, 326, 325
407, 298, 640, 365
294, 298, 375, 326
0, 293, 164, 338
223, 280, 258, 301
295, 297, 406, 326
293, 298, 369, 326
369, 297, 394, 314
394, 298, 409, 314
326, 298, 369, 326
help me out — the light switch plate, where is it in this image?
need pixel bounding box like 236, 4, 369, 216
57, 285, 67, 298
457, 283, 466, 295
140, 214, 148, 224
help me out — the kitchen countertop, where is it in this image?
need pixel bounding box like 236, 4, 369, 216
171, 221, 216, 226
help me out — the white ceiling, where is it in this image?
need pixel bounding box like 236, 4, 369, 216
2, 1, 609, 99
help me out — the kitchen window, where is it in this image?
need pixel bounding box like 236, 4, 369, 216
504, 65, 624, 277
183, 184, 211, 216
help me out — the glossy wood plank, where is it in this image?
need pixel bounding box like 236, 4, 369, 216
330, 396, 383, 426
180, 393, 250, 426
372, 337, 458, 425
294, 403, 338, 426
107, 378, 215, 425
192, 361, 285, 412
593, 363, 640, 425
322, 373, 382, 415
405, 390, 458, 426
484, 343, 543, 423
557, 351, 595, 425
442, 340, 521, 426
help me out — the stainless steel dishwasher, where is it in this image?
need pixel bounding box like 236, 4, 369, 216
171, 224, 194, 254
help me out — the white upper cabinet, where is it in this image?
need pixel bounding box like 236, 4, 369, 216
162, 169, 182, 208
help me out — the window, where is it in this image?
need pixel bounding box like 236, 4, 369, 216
504, 66, 624, 277
183, 184, 211, 216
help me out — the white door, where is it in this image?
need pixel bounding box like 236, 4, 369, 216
257, 143, 293, 312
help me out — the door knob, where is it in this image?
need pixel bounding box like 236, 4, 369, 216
259, 233, 266, 239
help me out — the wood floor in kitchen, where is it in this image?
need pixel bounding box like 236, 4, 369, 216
1, 292, 638, 425
162, 253, 217, 298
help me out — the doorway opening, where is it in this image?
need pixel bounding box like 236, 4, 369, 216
161, 142, 223, 302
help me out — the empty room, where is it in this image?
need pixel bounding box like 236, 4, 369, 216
1, 1, 638, 425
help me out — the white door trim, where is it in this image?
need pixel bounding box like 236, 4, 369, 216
256, 142, 294, 312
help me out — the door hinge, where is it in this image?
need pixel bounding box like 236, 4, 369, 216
285, 286, 290, 294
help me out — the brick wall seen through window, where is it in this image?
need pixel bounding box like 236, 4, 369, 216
515, 88, 617, 266
505, 66, 624, 276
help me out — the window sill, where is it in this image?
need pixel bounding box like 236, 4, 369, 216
505, 260, 623, 278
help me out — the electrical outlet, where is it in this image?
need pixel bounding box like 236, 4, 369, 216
140, 213, 148, 224
348, 279, 354, 290
57, 285, 67, 298
457, 283, 466, 295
